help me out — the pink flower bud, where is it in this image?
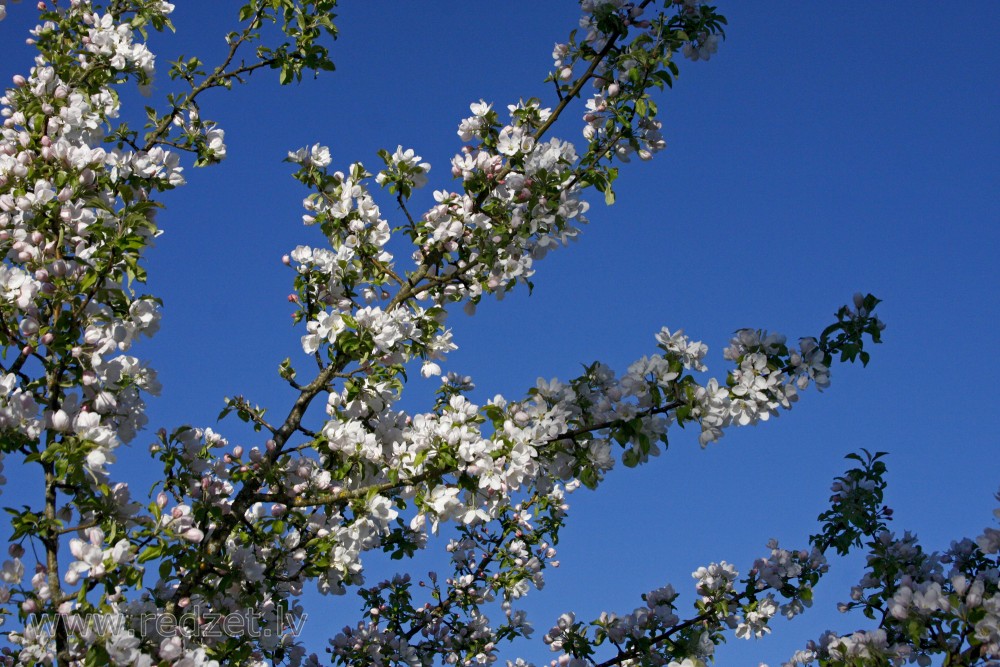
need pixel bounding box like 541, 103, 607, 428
282, 255, 291, 265
156, 493, 168, 508
12, 75, 26, 88
181, 528, 204, 543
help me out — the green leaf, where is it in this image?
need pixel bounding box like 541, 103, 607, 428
138, 543, 163, 563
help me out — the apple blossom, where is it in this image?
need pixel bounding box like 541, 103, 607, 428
0, 2, 990, 667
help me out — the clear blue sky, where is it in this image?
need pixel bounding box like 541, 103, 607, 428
2, 2, 998, 664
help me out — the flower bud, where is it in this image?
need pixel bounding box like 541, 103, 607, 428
181, 528, 204, 543
19, 318, 38, 336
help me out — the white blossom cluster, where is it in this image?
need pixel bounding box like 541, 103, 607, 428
0, 1, 178, 478
778, 498, 1000, 666
0, 2, 928, 667
0, 1, 235, 663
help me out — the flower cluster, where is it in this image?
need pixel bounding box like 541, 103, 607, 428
786, 501, 1000, 666
0, 3, 954, 667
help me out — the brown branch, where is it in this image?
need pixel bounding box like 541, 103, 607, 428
142, 6, 271, 152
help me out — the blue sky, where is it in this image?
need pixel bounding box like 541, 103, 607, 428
2, 2, 998, 664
